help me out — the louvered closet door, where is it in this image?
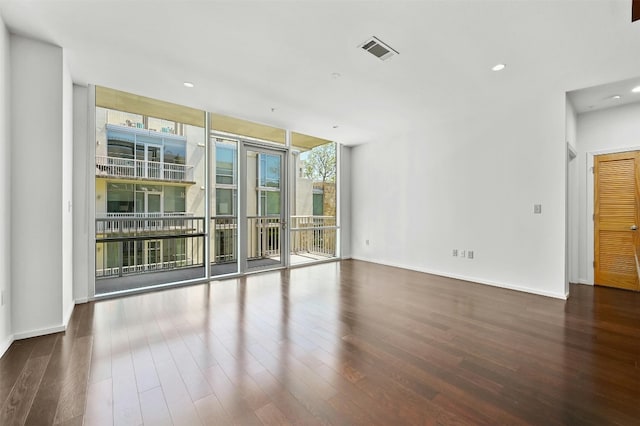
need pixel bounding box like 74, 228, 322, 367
594, 151, 640, 291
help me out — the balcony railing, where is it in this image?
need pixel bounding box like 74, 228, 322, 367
96, 216, 206, 279
212, 216, 238, 264
290, 215, 337, 257
96, 155, 194, 182
96, 215, 337, 279
96, 215, 204, 237
247, 216, 281, 259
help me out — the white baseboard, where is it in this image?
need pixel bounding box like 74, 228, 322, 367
14, 300, 76, 341
350, 256, 568, 300
74, 297, 89, 304
14, 324, 67, 340
578, 279, 593, 285
0, 334, 14, 358
63, 301, 75, 328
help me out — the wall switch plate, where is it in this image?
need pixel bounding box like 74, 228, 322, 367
452, 249, 458, 257
534, 204, 542, 214
460, 250, 465, 258
365, 239, 370, 246
468, 250, 474, 259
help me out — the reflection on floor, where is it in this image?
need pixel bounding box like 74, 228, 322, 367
96, 266, 206, 295
290, 252, 333, 265
96, 257, 285, 295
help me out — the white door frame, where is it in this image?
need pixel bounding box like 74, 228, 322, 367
239, 141, 289, 274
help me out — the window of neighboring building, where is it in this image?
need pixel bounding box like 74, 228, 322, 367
106, 183, 186, 215
107, 183, 135, 213
259, 154, 280, 188
106, 125, 187, 165
164, 139, 186, 165
216, 188, 236, 216
164, 186, 186, 213
257, 153, 281, 216
260, 191, 280, 216
215, 140, 238, 216
313, 192, 324, 216
216, 143, 236, 185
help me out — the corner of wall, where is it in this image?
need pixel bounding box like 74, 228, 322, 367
62, 51, 74, 320
0, 10, 13, 358
339, 144, 352, 259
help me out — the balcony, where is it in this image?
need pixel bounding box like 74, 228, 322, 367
96, 213, 201, 237
96, 155, 195, 183
95, 214, 337, 294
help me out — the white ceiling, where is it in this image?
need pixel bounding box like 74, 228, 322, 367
1, 0, 640, 145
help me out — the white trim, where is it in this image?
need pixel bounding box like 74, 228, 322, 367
88, 85, 96, 299
350, 257, 568, 300
589, 145, 640, 156
14, 324, 66, 340
578, 279, 593, 285
12, 302, 74, 341
74, 297, 89, 304
0, 334, 14, 358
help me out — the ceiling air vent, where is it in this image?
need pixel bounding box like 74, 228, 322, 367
359, 36, 398, 61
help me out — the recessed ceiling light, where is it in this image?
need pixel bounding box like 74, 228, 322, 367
183, 82, 194, 88
610, 95, 622, 100
632, 86, 640, 93
491, 63, 506, 71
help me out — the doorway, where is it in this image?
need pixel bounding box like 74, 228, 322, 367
594, 151, 640, 291
240, 144, 287, 273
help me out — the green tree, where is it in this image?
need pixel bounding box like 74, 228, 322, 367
303, 143, 336, 183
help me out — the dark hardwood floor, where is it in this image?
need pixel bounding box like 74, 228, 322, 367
1, 259, 639, 425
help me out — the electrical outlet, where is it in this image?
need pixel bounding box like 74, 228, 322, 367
460, 250, 466, 258
365, 239, 370, 246
468, 250, 474, 259
452, 249, 458, 257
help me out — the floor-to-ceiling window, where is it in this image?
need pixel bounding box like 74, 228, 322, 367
94, 87, 206, 295
94, 87, 339, 296
290, 133, 338, 264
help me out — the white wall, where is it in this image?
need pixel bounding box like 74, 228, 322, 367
351, 91, 567, 299
566, 99, 579, 290
62, 53, 74, 322
10, 35, 71, 337
340, 145, 352, 259
0, 15, 12, 356
575, 102, 640, 285
73, 85, 90, 302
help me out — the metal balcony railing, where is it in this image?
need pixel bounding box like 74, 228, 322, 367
96, 215, 204, 237
247, 216, 281, 259
212, 216, 238, 264
290, 215, 337, 257
96, 155, 194, 182
95, 215, 337, 279
95, 215, 206, 279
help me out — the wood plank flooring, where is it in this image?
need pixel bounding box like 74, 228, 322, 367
1, 259, 639, 425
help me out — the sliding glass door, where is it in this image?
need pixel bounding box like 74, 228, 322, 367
241, 144, 287, 272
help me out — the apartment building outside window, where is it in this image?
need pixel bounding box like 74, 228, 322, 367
94, 86, 338, 295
